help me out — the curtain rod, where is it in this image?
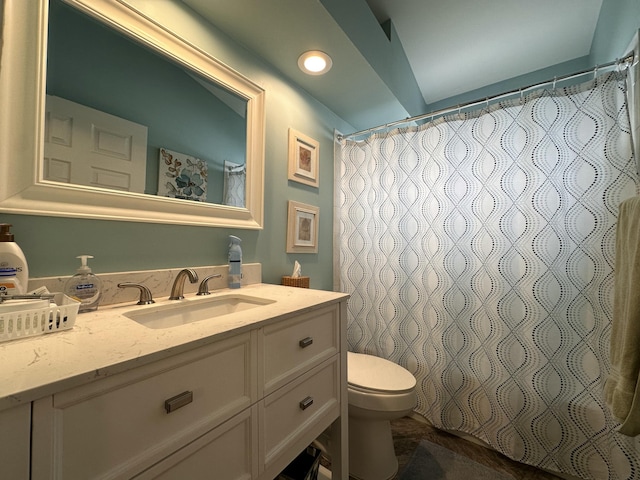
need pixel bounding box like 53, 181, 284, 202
339, 53, 636, 141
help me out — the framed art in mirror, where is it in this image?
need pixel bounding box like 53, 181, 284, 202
0, 0, 265, 229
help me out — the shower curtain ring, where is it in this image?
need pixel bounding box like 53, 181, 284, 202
552, 76, 557, 90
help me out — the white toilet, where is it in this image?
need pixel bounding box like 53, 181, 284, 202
347, 351, 417, 480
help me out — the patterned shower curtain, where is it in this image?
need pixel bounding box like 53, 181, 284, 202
336, 71, 640, 480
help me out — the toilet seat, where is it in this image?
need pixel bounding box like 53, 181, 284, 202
347, 351, 416, 394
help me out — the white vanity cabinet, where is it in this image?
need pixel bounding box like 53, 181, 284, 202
29, 299, 348, 480
32, 332, 257, 480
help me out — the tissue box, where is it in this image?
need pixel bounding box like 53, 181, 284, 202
282, 276, 310, 288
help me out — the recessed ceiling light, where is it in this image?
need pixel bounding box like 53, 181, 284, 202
298, 51, 333, 75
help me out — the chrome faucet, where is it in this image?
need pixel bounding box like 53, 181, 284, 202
169, 268, 198, 300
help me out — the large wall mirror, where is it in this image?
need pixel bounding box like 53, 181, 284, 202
0, 0, 265, 228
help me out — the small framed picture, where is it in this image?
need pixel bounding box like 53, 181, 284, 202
286, 201, 319, 253
288, 128, 319, 188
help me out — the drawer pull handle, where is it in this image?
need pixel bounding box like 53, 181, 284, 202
164, 391, 193, 414
299, 396, 314, 411
299, 337, 314, 348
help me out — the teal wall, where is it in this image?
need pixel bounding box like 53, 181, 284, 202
590, 0, 640, 64
3, 0, 353, 291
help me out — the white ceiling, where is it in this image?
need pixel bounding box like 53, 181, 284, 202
365, 0, 604, 104
182, 0, 604, 132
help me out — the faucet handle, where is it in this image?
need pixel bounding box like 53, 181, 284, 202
197, 274, 223, 296
118, 282, 155, 305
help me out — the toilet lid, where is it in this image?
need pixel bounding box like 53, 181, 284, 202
347, 352, 416, 393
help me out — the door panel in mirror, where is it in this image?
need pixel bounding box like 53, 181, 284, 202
44, 95, 149, 193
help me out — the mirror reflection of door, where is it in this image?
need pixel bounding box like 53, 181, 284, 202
44, 95, 148, 193
46, 0, 248, 207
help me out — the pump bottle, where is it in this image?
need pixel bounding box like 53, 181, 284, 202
64, 255, 102, 313
0, 224, 29, 293
228, 236, 242, 289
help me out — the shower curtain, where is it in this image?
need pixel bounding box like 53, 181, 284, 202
336, 71, 640, 480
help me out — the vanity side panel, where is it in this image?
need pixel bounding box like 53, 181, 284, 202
330, 299, 349, 479
0, 403, 31, 479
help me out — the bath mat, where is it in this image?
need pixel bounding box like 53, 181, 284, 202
398, 440, 514, 480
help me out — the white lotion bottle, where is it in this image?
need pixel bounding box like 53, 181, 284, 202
0, 224, 29, 293
0, 268, 22, 297
228, 235, 242, 289
64, 255, 102, 313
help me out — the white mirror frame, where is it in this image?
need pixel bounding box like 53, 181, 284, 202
0, 0, 265, 229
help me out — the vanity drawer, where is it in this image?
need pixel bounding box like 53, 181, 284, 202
134, 406, 258, 480
262, 304, 339, 394
32, 332, 256, 480
260, 356, 339, 474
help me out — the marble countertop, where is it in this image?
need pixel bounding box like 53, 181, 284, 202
0, 284, 348, 412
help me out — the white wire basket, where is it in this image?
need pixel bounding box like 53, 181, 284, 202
0, 293, 80, 343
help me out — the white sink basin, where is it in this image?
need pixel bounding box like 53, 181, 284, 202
124, 294, 276, 329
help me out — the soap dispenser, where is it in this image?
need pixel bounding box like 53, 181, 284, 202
64, 255, 102, 313
228, 235, 242, 289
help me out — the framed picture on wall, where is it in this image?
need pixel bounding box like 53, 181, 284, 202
288, 128, 319, 188
286, 201, 319, 253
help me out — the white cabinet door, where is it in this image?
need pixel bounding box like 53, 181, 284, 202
0, 403, 30, 479
44, 95, 148, 193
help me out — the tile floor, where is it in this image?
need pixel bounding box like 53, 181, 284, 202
319, 416, 568, 479
391, 416, 564, 480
